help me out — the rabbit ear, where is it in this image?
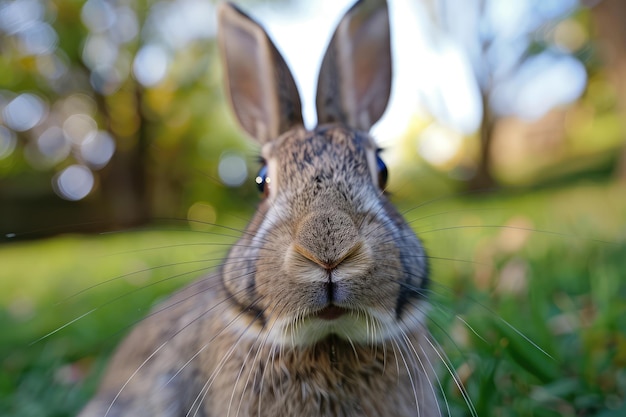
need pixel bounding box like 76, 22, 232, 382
218, 3, 304, 144
315, 0, 391, 131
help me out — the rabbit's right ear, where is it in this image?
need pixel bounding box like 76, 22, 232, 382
218, 3, 304, 144
316, 0, 391, 132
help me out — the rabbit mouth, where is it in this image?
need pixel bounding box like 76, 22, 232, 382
313, 305, 349, 321
269, 306, 401, 347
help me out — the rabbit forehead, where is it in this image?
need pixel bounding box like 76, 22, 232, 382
262, 125, 378, 190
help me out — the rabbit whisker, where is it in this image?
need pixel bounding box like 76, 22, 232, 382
103, 339, 169, 417
226, 314, 268, 417
105, 287, 265, 416
235, 309, 282, 417
185, 307, 265, 417
32, 264, 218, 346
164, 294, 266, 389
56, 257, 225, 305
389, 336, 421, 416
423, 335, 479, 417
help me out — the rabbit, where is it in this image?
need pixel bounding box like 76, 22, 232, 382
79, 0, 439, 416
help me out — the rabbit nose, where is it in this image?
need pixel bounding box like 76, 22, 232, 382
294, 210, 361, 270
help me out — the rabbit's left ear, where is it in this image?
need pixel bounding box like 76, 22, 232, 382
316, 0, 391, 132
218, 3, 304, 144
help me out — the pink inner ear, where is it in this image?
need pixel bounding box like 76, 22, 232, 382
315, 0, 391, 132
218, 3, 303, 144
222, 20, 273, 140
351, 9, 391, 128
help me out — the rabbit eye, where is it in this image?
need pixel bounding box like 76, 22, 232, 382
255, 165, 271, 195
376, 154, 388, 189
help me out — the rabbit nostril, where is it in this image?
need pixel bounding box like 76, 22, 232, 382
325, 274, 335, 302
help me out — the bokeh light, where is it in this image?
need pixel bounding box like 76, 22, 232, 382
2, 93, 47, 132
36, 53, 69, 81
63, 113, 97, 145
15, 21, 57, 55
53, 164, 95, 201
491, 53, 587, 120
0, 0, 45, 35
417, 124, 464, 167
78, 0, 139, 96
218, 152, 247, 187
28, 126, 71, 168
82, 35, 119, 71
80, 0, 116, 34
0, 0, 58, 58
60, 94, 97, 118
110, 6, 139, 44
80, 130, 115, 169
145, 0, 216, 49
133, 44, 169, 87
553, 19, 588, 53
187, 201, 217, 231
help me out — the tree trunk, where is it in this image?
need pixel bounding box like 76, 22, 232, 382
589, 0, 626, 182
101, 144, 151, 228
97, 86, 151, 230
468, 92, 498, 190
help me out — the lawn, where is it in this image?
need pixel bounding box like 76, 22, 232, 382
1, 180, 625, 416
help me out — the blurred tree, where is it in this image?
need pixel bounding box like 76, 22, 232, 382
0, 0, 278, 235
421, 0, 586, 189
586, 0, 626, 181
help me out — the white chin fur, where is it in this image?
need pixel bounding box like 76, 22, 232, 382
267, 309, 412, 348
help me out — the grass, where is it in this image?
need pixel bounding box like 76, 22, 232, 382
0, 180, 625, 416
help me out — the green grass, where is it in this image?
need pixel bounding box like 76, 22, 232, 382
1, 181, 625, 416
0, 229, 235, 416
406, 182, 626, 416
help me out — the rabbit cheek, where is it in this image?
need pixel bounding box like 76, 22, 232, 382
220, 201, 284, 315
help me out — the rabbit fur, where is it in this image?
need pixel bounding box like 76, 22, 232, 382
79, 0, 439, 415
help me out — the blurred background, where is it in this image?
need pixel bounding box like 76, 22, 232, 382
0, 0, 625, 416
0, 0, 624, 234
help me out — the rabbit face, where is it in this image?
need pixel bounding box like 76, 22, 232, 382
217, 0, 430, 350
222, 125, 429, 347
